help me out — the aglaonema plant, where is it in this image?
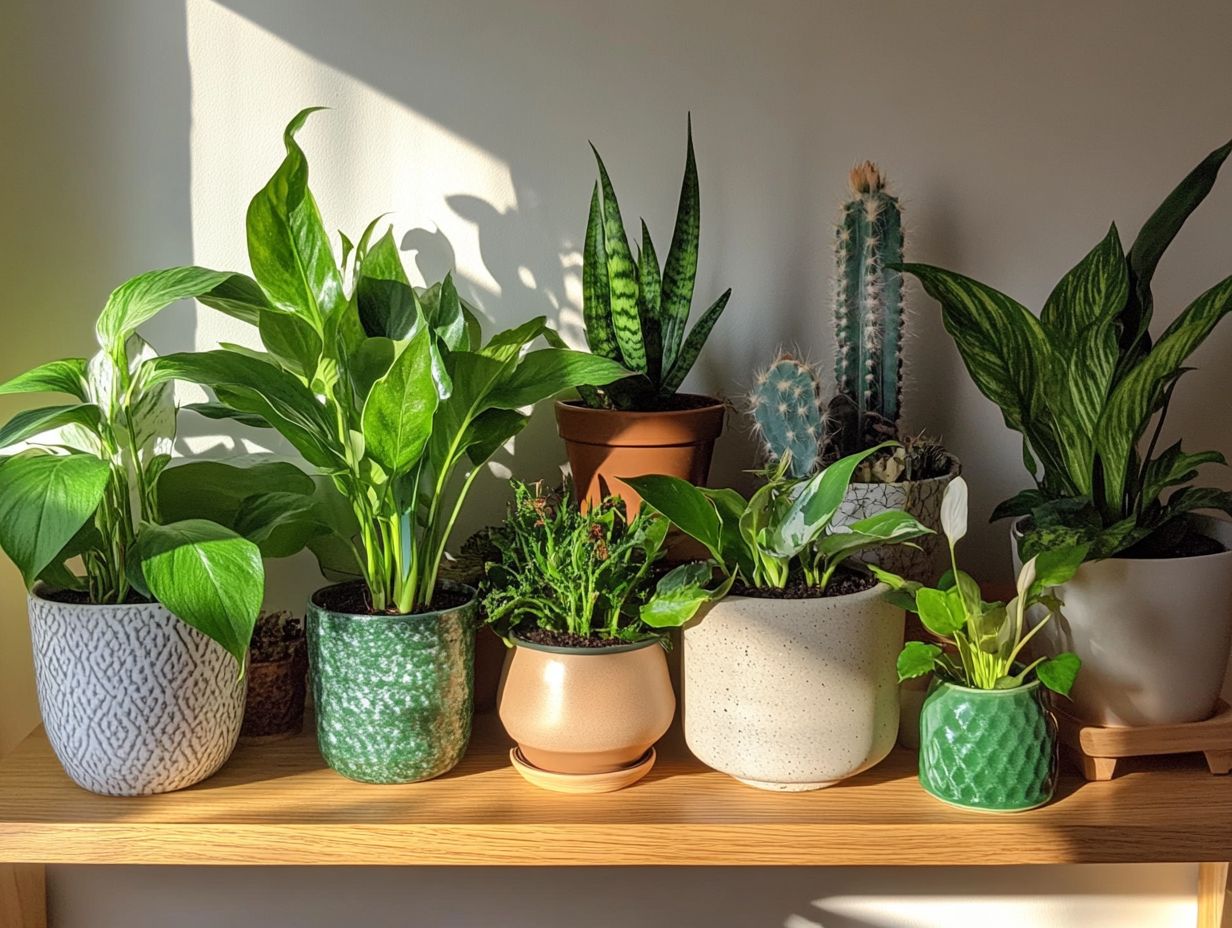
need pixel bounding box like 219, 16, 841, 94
147, 109, 630, 615
877, 477, 1084, 695
0, 269, 321, 664
581, 117, 731, 410
898, 138, 1232, 559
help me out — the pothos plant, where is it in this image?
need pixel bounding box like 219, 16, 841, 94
0, 269, 320, 664
626, 443, 932, 592
147, 109, 630, 615
899, 138, 1232, 559
580, 117, 732, 410
879, 477, 1084, 695
482, 482, 713, 644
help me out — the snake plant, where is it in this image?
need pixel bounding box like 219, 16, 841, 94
581, 117, 731, 410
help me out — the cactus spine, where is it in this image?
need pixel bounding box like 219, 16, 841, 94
748, 356, 825, 478
832, 162, 904, 454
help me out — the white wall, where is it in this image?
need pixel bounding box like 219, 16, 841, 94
4, 0, 1232, 925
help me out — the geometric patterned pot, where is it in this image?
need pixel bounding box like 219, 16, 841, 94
27, 587, 247, 796
918, 679, 1057, 812
307, 581, 476, 784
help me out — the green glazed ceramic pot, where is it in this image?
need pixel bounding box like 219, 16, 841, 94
918, 679, 1057, 812
307, 581, 476, 784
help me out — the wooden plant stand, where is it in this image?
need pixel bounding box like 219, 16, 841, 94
1057, 700, 1232, 782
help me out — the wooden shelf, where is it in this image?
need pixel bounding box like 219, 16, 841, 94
1, 713, 1231, 868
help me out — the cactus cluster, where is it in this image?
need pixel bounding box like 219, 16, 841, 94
747, 356, 826, 478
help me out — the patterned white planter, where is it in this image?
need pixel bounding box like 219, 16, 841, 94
28, 588, 246, 796
834, 469, 959, 581
682, 585, 903, 790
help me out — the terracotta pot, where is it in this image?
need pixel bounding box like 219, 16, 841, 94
683, 585, 903, 790
498, 637, 675, 775
240, 640, 308, 742
1014, 514, 1232, 727
555, 396, 725, 515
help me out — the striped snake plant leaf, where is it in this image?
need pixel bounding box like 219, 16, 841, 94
638, 220, 663, 384
581, 182, 619, 362
1094, 274, 1232, 514
659, 116, 700, 375
659, 288, 730, 398
1121, 138, 1232, 366
591, 146, 647, 373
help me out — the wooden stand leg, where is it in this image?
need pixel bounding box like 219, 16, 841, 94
1079, 754, 1119, 781
1197, 862, 1229, 928
1204, 750, 1232, 775
0, 864, 45, 928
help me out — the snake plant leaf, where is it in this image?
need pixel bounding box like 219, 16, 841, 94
1122, 138, 1232, 362
95, 266, 240, 358
0, 404, 100, 451
132, 519, 263, 665
582, 182, 619, 363
1095, 275, 1232, 512
0, 451, 111, 587
659, 288, 730, 397
0, 359, 88, 401
659, 116, 700, 375
484, 349, 629, 409
638, 220, 663, 383
246, 107, 345, 337
591, 146, 646, 373
361, 323, 439, 474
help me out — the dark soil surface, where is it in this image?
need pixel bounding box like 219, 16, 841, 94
1119, 529, 1226, 560
39, 588, 151, 606
732, 568, 877, 600
517, 628, 635, 649
565, 394, 723, 413
315, 581, 472, 616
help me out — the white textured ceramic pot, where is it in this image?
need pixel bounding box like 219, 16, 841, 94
1016, 515, 1232, 728
683, 584, 903, 790
28, 587, 246, 796
835, 470, 958, 582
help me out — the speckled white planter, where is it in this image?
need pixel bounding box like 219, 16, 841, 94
835, 470, 958, 582
683, 584, 904, 790
28, 588, 247, 796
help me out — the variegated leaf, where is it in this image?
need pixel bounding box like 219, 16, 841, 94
591, 146, 646, 373
659, 288, 730, 397
659, 116, 700, 374
581, 182, 618, 362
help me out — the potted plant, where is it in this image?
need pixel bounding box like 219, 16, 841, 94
627, 444, 932, 790
154, 109, 630, 783
881, 477, 1084, 811
238, 611, 308, 742
749, 164, 958, 582
482, 483, 711, 792
900, 138, 1232, 727
556, 117, 731, 514
0, 271, 317, 796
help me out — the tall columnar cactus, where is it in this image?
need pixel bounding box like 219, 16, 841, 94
832, 161, 904, 455
748, 356, 825, 478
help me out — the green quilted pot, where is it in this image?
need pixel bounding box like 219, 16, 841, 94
918, 679, 1057, 812
307, 581, 476, 784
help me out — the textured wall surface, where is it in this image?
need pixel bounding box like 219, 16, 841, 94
3, 0, 1231, 924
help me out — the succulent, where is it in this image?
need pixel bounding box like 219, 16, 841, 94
831, 161, 905, 457
580, 117, 732, 410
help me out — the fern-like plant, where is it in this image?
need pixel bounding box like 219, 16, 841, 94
580, 118, 731, 410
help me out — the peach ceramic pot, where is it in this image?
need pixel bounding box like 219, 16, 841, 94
554, 396, 725, 516
498, 636, 676, 775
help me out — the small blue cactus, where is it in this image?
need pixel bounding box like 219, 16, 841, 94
748, 356, 825, 478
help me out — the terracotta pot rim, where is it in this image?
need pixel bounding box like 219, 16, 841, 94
930, 677, 1042, 698
717, 581, 889, 607
1011, 513, 1232, 565
510, 633, 662, 656
309, 579, 477, 621
555, 394, 725, 418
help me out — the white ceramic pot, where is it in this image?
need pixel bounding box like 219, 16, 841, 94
28, 588, 247, 796
1016, 515, 1232, 727
835, 471, 958, 582
683, 584, 903, 790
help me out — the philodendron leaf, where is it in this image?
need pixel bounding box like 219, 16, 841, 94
641, 561, 719, 629
1036, 651, 1081, 696
940, 475, 969, 545
95, 266, 241, 357
0, 451, 111, 587
1027, 543, 1088, 598
132, 519, 263, 665
897, 640, 941, 681
361, 324, 438, 474
485, 349, 630, 409
624, 475, 725, 562
0, 359, 88, 400
0, 404, 101, 452
915, 587, 965, 638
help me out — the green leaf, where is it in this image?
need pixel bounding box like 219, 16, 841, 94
916, 587, 965, 638
196, 273, 271, 326
95, 266, 239, 355
245, 107, 344, 334
356, 275, 420, 341
581, 183, 619, 363
641, 561, 716, 629
462, 408, 528, 467
659, 288, 730, 397
623, 475, 724, 561
231, 491, 324, 558
0, 404, 100, 451
1027, 543, 1088, 598
897, 640, 941, 681
637, 221, 663, 383
1036, 651, 1081, 696
359, 227, 411, 284
659, 116, 700, 375
1161, 486, 1232, 520
991, 488, 1046, 523
131, 519, 263, 665
812, 509, 931, 565
156, 459, 316, 528
0, 359, 88, 401
361, 325, 439, 474
1141, 442, 1226, 505
591, 145, 646, 372
1095, 275, 1232, 512
0, 451, 111, 586
485, 349, 629, 409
